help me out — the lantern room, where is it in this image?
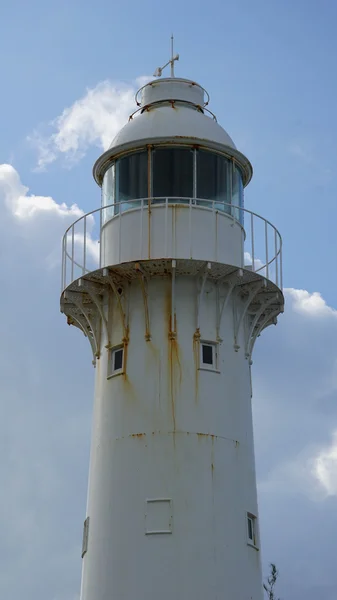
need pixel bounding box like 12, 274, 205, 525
93, 77, 252, 225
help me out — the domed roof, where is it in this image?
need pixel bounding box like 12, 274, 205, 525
93, 77, 252, 185
109, 77, 236, 151
109, 103, 236, 150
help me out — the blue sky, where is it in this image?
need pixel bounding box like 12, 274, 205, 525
1, 1, 337, 599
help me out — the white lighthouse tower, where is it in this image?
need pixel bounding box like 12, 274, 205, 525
61, 48, 283, 600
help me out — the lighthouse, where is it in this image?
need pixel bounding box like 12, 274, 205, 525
61, 47, 283, 600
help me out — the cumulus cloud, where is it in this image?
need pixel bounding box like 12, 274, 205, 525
2, 165, 337, 599
314, 432, 337, 496
286, 287, 337, 318
252, 287, 337, 599
0, 164, 99, 272
28, 76, 150, 171
0, 165, 94, 600
0, 163, 82, 220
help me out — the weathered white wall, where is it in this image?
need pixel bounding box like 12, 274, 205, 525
80, 276, 263, 600
100, 204, 244, 267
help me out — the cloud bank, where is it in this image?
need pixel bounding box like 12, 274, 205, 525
28, 76, 150, 171
1, 165, 337, 599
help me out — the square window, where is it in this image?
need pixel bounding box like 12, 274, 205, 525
200, 342, 217, 370
247, 513, 258, 548
108, 345, 124, 377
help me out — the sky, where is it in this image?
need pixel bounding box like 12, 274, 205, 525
1, 0, 337, 598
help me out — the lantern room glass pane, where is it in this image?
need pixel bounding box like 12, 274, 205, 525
102, 163, 115, 223
152, 148, 193, 201
196, 150, 230, 213
232, 164, 244, 224
116, 151, 148, 213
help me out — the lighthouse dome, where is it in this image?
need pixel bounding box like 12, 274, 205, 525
93, 77, 252, 186
109, 78, 236, 151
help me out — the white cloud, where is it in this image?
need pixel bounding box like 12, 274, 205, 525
29, 76, 151, 171
0, 164, 99, 273
286, 287, 337, 318
313, 432, 337, 496
0, 164, 83, 220
244, 250, 265, 272
3, 165, 337, 599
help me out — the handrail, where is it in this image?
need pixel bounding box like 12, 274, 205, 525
135, 79, 211, 107
128, 101, 217, 122
61, 198, 283, 292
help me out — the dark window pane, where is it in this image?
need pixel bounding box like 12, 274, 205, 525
117, 152, 148, 205
102, 164, 115, 222
114, 348, 123, 371
202, 344, 213, 365
247, 517, 253, 540
153, 148, 193, 199
232, 165, 244, 208
197, 151, 228, 206
232, 165, 244, 224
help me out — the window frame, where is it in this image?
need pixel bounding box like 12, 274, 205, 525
107, 344, 124, 378
82, 516, 90, 558
199, 340, 218, 371
246, 512, 259, 549
152, 146, 194, 201
100, 145, 245, 221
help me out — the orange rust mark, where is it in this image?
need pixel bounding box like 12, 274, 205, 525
193, 329, 200, 402
165, 280, 182, 434
122, 328, 129, 382
211, 436, 215, 483
130, 433, 146, 438
146, 341, 161, 405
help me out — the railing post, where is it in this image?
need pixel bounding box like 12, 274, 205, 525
118, 208, 122, 264
140, 198, 144, 258
61, 235, 64, 291
251, 213, 255, 272
213, 200, 217, 261
189, 198, 192, 259
240, 206, 244, 269
165, 198, 168, 257
99, 205, 103, 269
64, 234, 67, 289
265, 220, 269, 280
274, 228, 278, 287
83, 215, 87, 275
71, 225, 75, 283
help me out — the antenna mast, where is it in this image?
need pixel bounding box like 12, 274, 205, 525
153, 35, 179, 78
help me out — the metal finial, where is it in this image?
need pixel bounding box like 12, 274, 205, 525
153, 36, 179, 78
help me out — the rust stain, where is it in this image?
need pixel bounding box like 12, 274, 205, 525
122, 328, 129, 382
193, 329, 200, 402
165, 281, 182, 435
196, 432, 216, 439
130, 433, 146, 438
211, 436, 215, 483
146, 341, 161, 407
